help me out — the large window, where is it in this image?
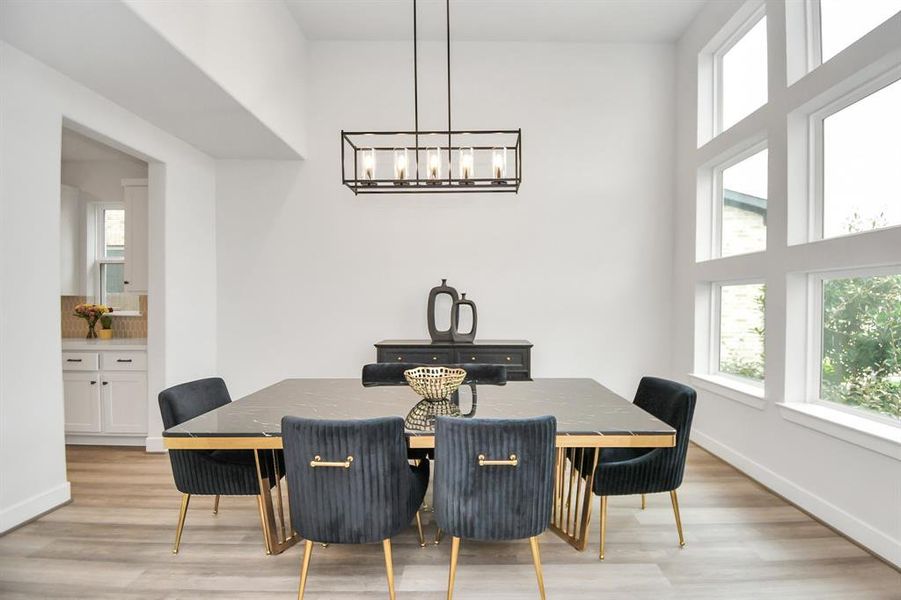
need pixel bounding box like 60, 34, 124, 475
718, 13, 768, 133
819, 0, 901, 63
815, 271, 901, 422
716, 283, 766, 383
720, 148, 767, 257
820, 79, 901, 239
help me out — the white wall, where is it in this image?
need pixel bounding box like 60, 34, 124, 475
0, 42, 218, 531
216, 41, 676, 401
672, 1, 901, 565
124, 0, 309, 157
61, 159, 148, 207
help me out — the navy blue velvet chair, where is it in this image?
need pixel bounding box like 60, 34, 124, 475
158, 377, 283, 554
434, 416, 556, 600
592, 376, 696, 560
281, 416, 430, 600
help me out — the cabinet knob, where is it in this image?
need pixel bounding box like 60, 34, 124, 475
506, 356, 512, 361
471, 356, 476, 361
102, 381, 109, 386
397, 356, 404, 361
124, 280, 130, 285
432, 356, 438, 361
90, 380, 97, 385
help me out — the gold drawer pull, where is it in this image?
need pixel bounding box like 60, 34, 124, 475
397, 356, 404, 361
471, 356, 476, 361
506, 356, 512, 361
478, 454, 518, 467
310, 455, 354, 469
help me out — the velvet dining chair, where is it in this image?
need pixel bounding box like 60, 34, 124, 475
281, 416, 430, 600
590, 376, 697, 560
158, 377, 284, 554
433, 415, 556, 600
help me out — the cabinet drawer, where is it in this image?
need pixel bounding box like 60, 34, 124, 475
100, 351, 147, 371
456, 349, 526, 367
62, 352, 99, 371
378, 349, 454, 364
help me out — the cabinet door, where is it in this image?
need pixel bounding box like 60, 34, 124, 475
123, 182, 148, 293
101, 371, 148, 434
64, 372, 102, 433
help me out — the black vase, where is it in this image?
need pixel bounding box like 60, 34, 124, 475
451, 293, 478, 343
427, 278, 459, 342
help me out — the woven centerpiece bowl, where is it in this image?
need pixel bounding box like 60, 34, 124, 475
403, 366, 467, 431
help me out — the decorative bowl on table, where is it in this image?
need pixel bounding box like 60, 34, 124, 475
403, 366, 467, 431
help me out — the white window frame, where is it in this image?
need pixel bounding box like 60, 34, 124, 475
712, 4, 767, 136
806, 265, 901, 427
807, 70, 901, 243
87, 202, 140, 316
709, 141, 769, 260
709, 279, 766, 389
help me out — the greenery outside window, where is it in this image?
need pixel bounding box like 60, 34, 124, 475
715, 282, 766, 384
812, 269, 901, 423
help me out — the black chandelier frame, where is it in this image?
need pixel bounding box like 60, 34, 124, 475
340, 0, 522, 195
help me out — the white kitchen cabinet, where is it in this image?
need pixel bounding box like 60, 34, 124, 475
122, 179, 148, 293
62, 342, 147, 445
101, 371, 148, 434
63, 371, 102, 433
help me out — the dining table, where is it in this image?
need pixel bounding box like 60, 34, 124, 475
163, 377, 676, 555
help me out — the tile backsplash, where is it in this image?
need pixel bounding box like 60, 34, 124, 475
61, 295, 148, 338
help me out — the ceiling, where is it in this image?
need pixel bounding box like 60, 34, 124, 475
0, 0, 299, 159
286, 0, 707, 43
61, 128, 147, 164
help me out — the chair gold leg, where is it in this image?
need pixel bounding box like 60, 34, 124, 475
670, 489, 685, 547
383, 539, 396, 600
212, 495, 220, 515
528, 536, 547, 600
446, 536, 461, 600
598, 496, 607, 560
172, 493, 190, 554
641, 494, 646, 510
415, 511, 426, 547
435, 527, 443, 545
297, 539, 314, 600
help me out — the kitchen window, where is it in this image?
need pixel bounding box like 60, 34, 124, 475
92, 204, 139, 313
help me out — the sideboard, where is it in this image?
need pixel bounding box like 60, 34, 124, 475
374, 339, 533, 380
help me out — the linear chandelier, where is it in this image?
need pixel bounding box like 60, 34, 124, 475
341, 0, 522, 194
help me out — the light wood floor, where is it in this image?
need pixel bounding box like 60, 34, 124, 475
0, 445, 898, 599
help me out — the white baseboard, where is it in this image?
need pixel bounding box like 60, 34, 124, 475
692, 429, 901, 567
0, 481, 71, 534
145, 435, 166, 453
66, 434, 145, 447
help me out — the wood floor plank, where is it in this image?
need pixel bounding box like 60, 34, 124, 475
0, 444, 897, 599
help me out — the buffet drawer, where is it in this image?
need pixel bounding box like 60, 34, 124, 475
455, 349, 526, 367
377, 349, 455, 364
62, 352, 99, 371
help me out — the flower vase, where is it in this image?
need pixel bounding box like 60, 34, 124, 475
87, 321, 98, 339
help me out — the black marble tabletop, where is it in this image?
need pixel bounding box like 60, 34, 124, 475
163, 378, 675, 448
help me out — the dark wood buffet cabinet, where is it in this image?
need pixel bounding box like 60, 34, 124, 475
374, 339, 533, 380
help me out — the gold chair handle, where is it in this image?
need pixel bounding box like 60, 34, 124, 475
310, 455, 354, 468
478, 454, 518, 467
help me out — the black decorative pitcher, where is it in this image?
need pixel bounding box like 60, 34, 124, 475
451, 293, 478, 343
427, 279, 459, 342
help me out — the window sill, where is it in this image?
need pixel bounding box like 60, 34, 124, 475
111, 311, 142, 318
689, 373, 767, 410
777, 403, 901, 460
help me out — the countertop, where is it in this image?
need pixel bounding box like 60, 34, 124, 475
62, 338, 147, 351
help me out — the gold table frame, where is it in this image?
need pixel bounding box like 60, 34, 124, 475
164, 431, 675, 554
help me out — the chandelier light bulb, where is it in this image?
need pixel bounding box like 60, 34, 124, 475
361, 148, 376, 183
459, 147, 474, 183
492, 147, 507, 181
394, 148, 409, 183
